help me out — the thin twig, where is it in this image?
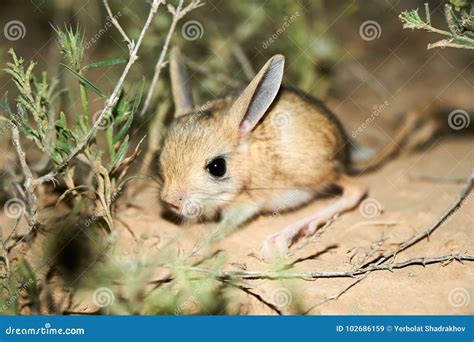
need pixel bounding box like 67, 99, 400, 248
351, 220, 400, 228
181, 55, 242, 88
289, 215, 338, 256
304, 275, 367, 314
116, 217, 138, 242
370, 171, 473, 266
232, 44, 255, 81
140, 0, 204, 116
103, 0, 133, 49
11, 124, 38, 227
211, 253, 473, 280
409, 173, 466, 184
224, 280, 283, 315
0, 226, 10, 280
5, 217, 21, 244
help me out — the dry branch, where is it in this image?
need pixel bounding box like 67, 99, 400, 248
368, 171, 473, 267
103, 0, 133, 49
213, 254, 474, 280
144, 171, 473, 313
11, 124, 38, 227
304, 275, 367, 314
224, 281, 283, 315
140, 0, 204, 116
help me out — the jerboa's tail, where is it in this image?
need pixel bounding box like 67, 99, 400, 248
348, 103, 441, 175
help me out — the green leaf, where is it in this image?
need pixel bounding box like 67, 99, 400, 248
105, 124, 115, 161
56, 111, 67, 128
113, 112, 133, 144
55, 25, 85, 71
117, 175, 146, 191
399, 9, 426, 30
17, 260, 40, 309
83, 58, 128, 70
449, 0, 468, 8
110, 134, 129, 169
61, 63, 105, 97
113, 91, 128, 122
1, 92, 13, 118
50, 151, 62, 165
131, 79, 146, 115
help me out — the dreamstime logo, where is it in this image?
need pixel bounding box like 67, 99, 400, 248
448, 109, 470, 130
92, 287, 115, 308
181, 20, 203, 41
179, 101, 212, 133
92, 110, 114, 130
359, 20, 382, 41
262, 11, 300, 49
4, 198, 26, 219
2, 278, 34, 312
30, 0, 46, 7
173, 278, 213, 315
84, 12, 123, 49
359, 198, 382, 218
271, 287, 292, 308
4, 20, 26, 41
182, 198, 204, 219
351, 100, 389, 138
448, 287, 470, 308
270, 110, 292, 129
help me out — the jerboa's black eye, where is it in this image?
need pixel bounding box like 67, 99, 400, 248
206, 157, 226, 178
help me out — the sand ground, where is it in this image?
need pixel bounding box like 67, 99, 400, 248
107, 133, 472, 315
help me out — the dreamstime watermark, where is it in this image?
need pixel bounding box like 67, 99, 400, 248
92, 110, 115, 130
1, 278, 34, 312
270, 109, 292, 129
270, 192, 299, 218
181, 198, 204, 219
178, 101, 213, 133
30, 0, 46, 10
84, 12, 123, 49
351, 100, 389, 138
448, 287, 470, 308
0, 112, 24, 137
83, 189, 122, 228
448, 109, 470, 131
270, 287, 293, 308
0, 119, 15, 137
5, 323, 85, 336
4, 198, 26, 219
259, 191, 302, 229
4, 20, 26, 41
181, 20, 203, 41
262, 11, 300, 49
359, 198, 383, 219
359, 20, 382, 41
173, 278, 214, 315
92, 287, 115, 308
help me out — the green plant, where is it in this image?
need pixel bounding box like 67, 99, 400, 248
3, 31, 141, 231
0, 0, 163, 314
399, 1, 474, 49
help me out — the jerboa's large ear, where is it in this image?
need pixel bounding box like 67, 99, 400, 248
230, 55, 285, 134
170, 47, 194, 117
